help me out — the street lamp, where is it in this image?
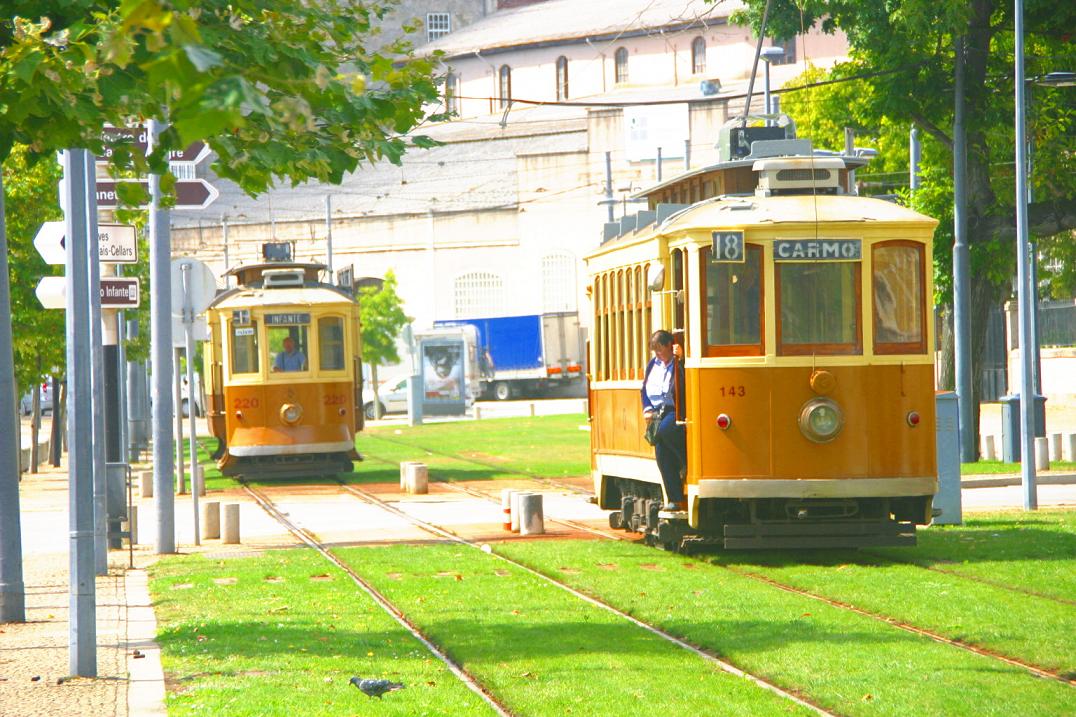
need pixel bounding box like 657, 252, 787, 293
760, 46, 785, 124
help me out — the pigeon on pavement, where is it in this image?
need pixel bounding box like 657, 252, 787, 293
350, 677, 405, 699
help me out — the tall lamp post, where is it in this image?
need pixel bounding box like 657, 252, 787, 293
761, 46, 785, 125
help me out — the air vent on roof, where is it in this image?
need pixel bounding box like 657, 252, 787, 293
754, 157, 844, 195
262, 269, 305, 288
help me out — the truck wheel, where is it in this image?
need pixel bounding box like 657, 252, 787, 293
364, 402, 386, 420
494, 382, 512, 401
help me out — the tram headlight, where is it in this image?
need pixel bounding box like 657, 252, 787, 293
798, 397, 843, 443
280, 403, 303, 425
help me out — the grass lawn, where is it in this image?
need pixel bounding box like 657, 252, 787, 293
963, 459, 1076, 474
148, 549, 497, 717
333, 543, 814, 716
497, 539, 1076, 717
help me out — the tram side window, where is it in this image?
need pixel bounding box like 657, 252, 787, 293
318, 317, 346, 371
231, 323, 259, 374
703, 245, 763, 355
778, 262, 861, 354
873, 242, 925, 353
268, 326, 309, 372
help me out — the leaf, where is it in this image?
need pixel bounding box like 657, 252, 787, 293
183, 45, 223, 72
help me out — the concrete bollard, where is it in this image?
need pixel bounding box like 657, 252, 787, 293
511, 491, 532, 533
140, 470, 154, 499
123, 505, 138, 546
529, 402, 536, 417
501, 489, 516, 531
222, 504, 241, 544
194, 462, 206, 497
982, 435, 997, 461
475, 406, 482, 421
1049, 433, 1062, 463
1034, 437, 1050, 471
399, 461, 418, 490
1065, 433, 1076, 463
519, 493, 545, 535
202, 501, 220, 540
405, 463, 428, 494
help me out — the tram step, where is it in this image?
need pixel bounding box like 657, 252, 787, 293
723, 520, 916, 549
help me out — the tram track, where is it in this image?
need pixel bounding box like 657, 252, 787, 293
349, 467, 1076, 688
236, 479, 514, 717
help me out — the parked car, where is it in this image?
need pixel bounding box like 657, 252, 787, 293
19, 382, 54, 416
361, 375, 410, 419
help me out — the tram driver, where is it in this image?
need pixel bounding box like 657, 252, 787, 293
273, 336, 307, 372
641, 330, 686, 511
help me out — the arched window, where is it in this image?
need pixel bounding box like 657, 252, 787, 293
445, 72, 461, 115
555, 56, 569, 101
541, 252, 576, 312
498, 65, 512, 108
454, 271, 505, 318
614, 47, 629, 84
691, 36, 706, 75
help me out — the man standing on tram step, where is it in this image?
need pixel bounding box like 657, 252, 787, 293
274, 336, 306, 372
641, 329, 686, 510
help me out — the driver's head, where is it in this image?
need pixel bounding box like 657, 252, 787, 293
283, 336, 296, 353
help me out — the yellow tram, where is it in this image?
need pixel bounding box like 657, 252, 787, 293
586, 119, 939, 549
203, 261, 363, 478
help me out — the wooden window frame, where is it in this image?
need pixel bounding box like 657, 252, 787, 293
776, 261, 863, 356
700, 245, 765, 357
872, 240, 927, 355
498, 64, 512, 109
614, 47, 629, 84
691, 36, 706, 75
555, 56, 569, 101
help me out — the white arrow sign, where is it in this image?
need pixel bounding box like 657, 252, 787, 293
34, 222, 139, 265
35, 276, 66, 309
33, 222, 66, 265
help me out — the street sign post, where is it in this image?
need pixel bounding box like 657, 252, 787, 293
36, 276, 141, 310
95, 179, 219, 210
35, 221, 138, 265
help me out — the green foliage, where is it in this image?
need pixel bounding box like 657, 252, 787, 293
357, 270, 410, 368
2, 146, 65, 388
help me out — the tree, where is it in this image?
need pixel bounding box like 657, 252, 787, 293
733, 0, 1076, 452
358, 271, 411, 419
0, 0, 443, 622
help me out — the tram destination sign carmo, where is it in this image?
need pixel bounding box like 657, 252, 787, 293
774, 239, 861, 261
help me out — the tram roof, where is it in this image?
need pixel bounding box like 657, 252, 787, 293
210, 284, 354, 311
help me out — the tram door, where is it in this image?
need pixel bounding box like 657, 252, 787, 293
670, 247, 690, 492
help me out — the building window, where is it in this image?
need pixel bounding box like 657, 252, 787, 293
614, 47, 629, 84
426, 13, 451, 43
445, 72, 460, 115
542, 253, 576, 312
691, 37, 706, 75
555, 56, 569, 101
454, 271, 505, 318
769, 36, 797, 65
498, 65, 512, 108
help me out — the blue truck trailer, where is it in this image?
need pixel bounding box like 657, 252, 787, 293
434, 312, 584, 400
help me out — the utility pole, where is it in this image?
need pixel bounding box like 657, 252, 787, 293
953, 36, 974, 462
325, 195, 334, 275
84, 159, 108, 574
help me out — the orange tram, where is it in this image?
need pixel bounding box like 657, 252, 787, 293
203, 261, 364, 478
586, 119, 939, 550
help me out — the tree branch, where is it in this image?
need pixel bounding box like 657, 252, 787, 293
909, 111, 952, 151
981, 197, 1076, 242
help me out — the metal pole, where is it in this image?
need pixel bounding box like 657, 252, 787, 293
656, 146, 663, 182
1024, 98, 1043, 404
683, 138, 691, 171
604, 151, 614, 223
325, 195, 333, 275
181, 265, 201, 545
1013, 0, 1037, 509
84, 159, 108, 574
909, 125, 921, 191
0, 171, 26, 623
174, 347, 185, 495
221, 218, 230, 287
764, 59, 772, 122
844, 128, 856, 194
148, 120, 176, 551
63, 149, 97, 675
953, 36, 975, 463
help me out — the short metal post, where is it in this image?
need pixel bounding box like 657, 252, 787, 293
519, 494, 545, 535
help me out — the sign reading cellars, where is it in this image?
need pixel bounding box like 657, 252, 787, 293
774, 239, 861, 261
265, 312, 311, 325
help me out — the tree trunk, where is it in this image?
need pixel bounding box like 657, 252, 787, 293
49, 376, 63, 467
30, 374, 40, 475
936, 305, 955, 391
371, 364, 382, 420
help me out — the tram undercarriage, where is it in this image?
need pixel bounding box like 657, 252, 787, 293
603, 476, 930, 551
219, 450, 358, 479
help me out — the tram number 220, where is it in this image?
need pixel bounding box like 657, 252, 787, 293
720, 385, 746, 397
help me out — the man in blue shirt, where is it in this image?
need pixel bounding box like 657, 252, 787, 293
641, 329, 686, 510
273, 336, 306, 372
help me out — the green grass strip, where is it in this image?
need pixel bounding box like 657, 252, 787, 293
497, 540, 1076, 716
872, 510, 1076, 602
334, 543, 815, 716
711, 548, 1076, 674
962, 459, 1076, 475
149, 549, 497, 717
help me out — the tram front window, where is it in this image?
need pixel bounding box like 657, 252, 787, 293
269, 326, 309, 372
318, 317, 346, 371
231, 323, 259, 374
703, 245, 762, 354
873, 243, 925, 353
778, 262, 861, 354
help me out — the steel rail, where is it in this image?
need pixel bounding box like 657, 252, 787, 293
237, 480, 514, 717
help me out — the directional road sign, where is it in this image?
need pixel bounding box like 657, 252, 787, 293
96, 127, 210, 164
95, 179, 219, 210
36, 276, 142, 310
34, 222, 139, 265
